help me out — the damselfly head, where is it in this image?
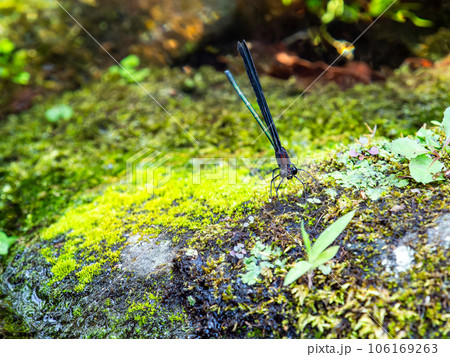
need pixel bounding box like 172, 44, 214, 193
286, 165, 298, 179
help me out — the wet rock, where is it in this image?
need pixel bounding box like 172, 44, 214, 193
0, 239, 189, 338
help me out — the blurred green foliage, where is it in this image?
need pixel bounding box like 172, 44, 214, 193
300, 0, 433, 26
0, 39, 30, 85
0, 0, 95, 114
0, 230, 17, 256
415, 28, 450, 61
284, 210, 356, 286
391, 109, 450, 184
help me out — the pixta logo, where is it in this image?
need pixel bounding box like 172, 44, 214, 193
126, 148, 171, 194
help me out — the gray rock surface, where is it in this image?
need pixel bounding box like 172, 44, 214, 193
381, 213, 450, 275
119, 233, 178, 277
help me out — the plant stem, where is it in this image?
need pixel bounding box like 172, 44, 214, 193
307, 271, 313, 290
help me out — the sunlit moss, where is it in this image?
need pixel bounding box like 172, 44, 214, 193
50, 258, 78, 283
39, 162, 268, 289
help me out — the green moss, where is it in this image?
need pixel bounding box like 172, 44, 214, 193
75, 262, 102, 291
125, 291, 188, 330
38, 161, 269, 290
50, 258, 78, 282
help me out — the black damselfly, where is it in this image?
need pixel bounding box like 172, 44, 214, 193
225, 40, 315, 198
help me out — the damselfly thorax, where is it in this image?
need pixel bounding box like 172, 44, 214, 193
275, 147, 297, 179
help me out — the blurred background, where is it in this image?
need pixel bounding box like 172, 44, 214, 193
1, 0, 449, 117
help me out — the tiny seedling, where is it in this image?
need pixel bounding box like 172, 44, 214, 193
230, 243, 247, 259
241, 241, 287, 285
284, 209, 356, 287
108, 54, 150, 83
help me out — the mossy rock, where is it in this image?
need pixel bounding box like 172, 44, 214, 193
0, 64, 449, 338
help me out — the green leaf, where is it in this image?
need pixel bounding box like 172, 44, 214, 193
310, 209, 356, 261
409, 155, 444, 184
12, 49, 27, 68
402, 11, 433, 27
0, 66, 10, 78
366, 187, 383, 200
443, 107, 450, 141
301, 221, 311, 257
132, 68, 150, 82
318, 264, 332, 275
120, 54, 140, 69
391, 138, 427, 159
416, 127, 440, 149
311, 245, 339, 269
283, 260, 313, 286
12, 71, 30, 85
341, 4, 359, 22
395, 179, 409, 188
241, 263, 261, 285
0, 38, 15, 54
0, 231, 17, 255
45, 104, 74, 123
108, 65, 120, 74
369, 0, 393, 17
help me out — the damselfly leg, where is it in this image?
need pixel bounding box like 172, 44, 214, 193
293, 174, 308, 200
270, 171, 280, 197
271, 167, 280, 183
275, 177, 285, 197
296, 168, 319, 185
270, 165, 318, 200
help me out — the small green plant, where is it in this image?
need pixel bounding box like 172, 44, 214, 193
284, 209, 356, 287
329, 137, 408, 200
45, 104, 74, 123
230, 243, 247, 259
330, 156, 408, 200
108, 54, 150, 83
391, 107, 449, 184
0, 38, 30, 85
241, 241, 287, 285
0, 230, 17, 256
